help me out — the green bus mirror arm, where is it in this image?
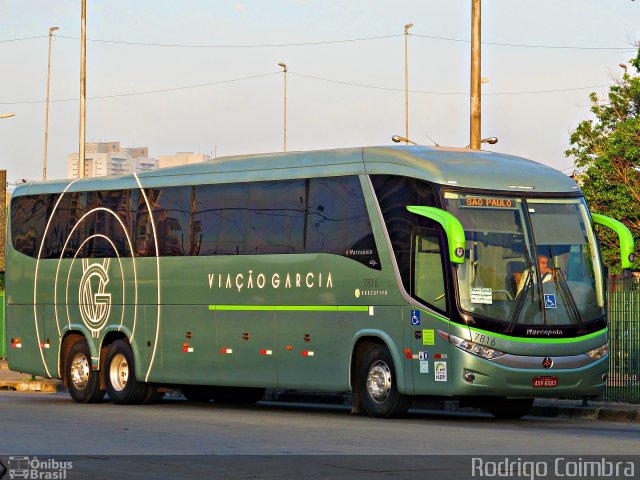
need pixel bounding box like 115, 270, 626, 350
406, 206, 466, 264
591, 213, 636, 269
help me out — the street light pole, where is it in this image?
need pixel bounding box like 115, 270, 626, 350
404, 23, 413, 144
470, 0, 481, 150
43, 26, 59, 181
392, 134, 418, 146
278, 62, 287, 152
79, 0, 87, 178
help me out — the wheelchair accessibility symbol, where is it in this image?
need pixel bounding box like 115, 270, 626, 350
544, 294, 557, 309
411, 310, 421, 326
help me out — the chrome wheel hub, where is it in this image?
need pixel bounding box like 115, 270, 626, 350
109, 353, 129, 392
367, 360, 392, 403
70, 353, 90, 390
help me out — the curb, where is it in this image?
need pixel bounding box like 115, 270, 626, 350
0, 379, 64, 393
530, 402, 640, 423
264, 390, 640, 423
0, 360, 64, 393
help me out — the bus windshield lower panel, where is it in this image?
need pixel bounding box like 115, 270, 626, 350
444, 193, 605, 336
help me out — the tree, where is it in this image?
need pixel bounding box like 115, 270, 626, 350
566, 46, 640, 272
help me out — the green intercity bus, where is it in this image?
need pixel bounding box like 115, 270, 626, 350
5, 145, 635, 418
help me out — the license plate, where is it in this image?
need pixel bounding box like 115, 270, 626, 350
533, 376, 558, 388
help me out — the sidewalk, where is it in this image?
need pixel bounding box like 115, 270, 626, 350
0, 359, 64, 393
1, 359, 638, 422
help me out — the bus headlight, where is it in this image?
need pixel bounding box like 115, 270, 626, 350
585, 343, 608, 360
445, 332, 505, 360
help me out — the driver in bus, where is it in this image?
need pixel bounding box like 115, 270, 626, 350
516, 255, 554, 294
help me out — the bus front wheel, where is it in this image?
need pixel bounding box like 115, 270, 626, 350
104, 340, 147, 405
65, 338, 105, 404
357, 343, 411, 418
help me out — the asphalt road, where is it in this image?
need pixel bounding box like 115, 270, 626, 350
1, 392, 639, 479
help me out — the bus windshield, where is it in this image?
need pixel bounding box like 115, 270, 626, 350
444, 193, 604, 333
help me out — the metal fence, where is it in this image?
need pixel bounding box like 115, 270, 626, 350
0, 292, 4, 360
602, 276, 640, 403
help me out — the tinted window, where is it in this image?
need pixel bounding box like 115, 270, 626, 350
412, 228, 448, 314
10, 176, 380, 269
306, 176, 379, 269
135, 189, 156, 256
371, 175, 437, 290
139, 187, 192, 256
82, 190, 137, 258
193, 183, 248, 255
247, 180, 306, 254
11, 194, 52, 258
44, 191, 87, 258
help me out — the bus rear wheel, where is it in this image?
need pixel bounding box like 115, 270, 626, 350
104, 340, 147, 405
65, 338, 105, 404
487, 398, 534, 419
357, 343, 411, 418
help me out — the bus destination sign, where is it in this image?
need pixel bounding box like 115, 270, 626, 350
460, 196, 518, 209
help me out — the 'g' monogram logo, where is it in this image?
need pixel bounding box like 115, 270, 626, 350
79, 258, 112, 337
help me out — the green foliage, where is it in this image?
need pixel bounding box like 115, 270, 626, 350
566, 46, 640, 272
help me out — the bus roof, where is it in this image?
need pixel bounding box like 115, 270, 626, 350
14, 145, 579, 196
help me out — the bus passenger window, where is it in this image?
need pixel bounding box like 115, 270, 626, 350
306, 176, 380, 269
10, 194, 50, 258
193, 183, 248, 255
246, 180, 305, 254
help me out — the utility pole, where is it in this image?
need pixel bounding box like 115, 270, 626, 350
78, 0, 87, 178
278, 63, 287, 152
470, 0, 481, 150
404, 23, 413, 144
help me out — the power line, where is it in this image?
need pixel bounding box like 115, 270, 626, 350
289, 71, 613, 96
54, 33, 402, 48
1, 32, 634, 51
0, 35, 47, 43
411, 33, 636, 51
0, 71, 280, 105
0, 70, 614, 106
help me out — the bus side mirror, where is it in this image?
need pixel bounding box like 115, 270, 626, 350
591, 214, 635, 270
406, 206, 465, 264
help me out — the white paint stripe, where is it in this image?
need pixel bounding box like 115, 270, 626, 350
135, 173, 161, 382
34, 179, 79, 378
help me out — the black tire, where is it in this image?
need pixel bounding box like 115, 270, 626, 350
104, 340, 147, 405
65, 338, 105, 404
212, 387, 265, 404
487, 398, 534, 419
182, 386, 215, 403
357, 343, 411, 418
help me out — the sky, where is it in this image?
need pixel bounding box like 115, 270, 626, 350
1, 0, 639, 184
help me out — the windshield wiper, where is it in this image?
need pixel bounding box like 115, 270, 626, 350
552, 267, 586, 334
506, 262, 535, 333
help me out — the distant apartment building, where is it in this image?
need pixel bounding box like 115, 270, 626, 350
67, 142, 159, 178
158, 152, 210, 169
